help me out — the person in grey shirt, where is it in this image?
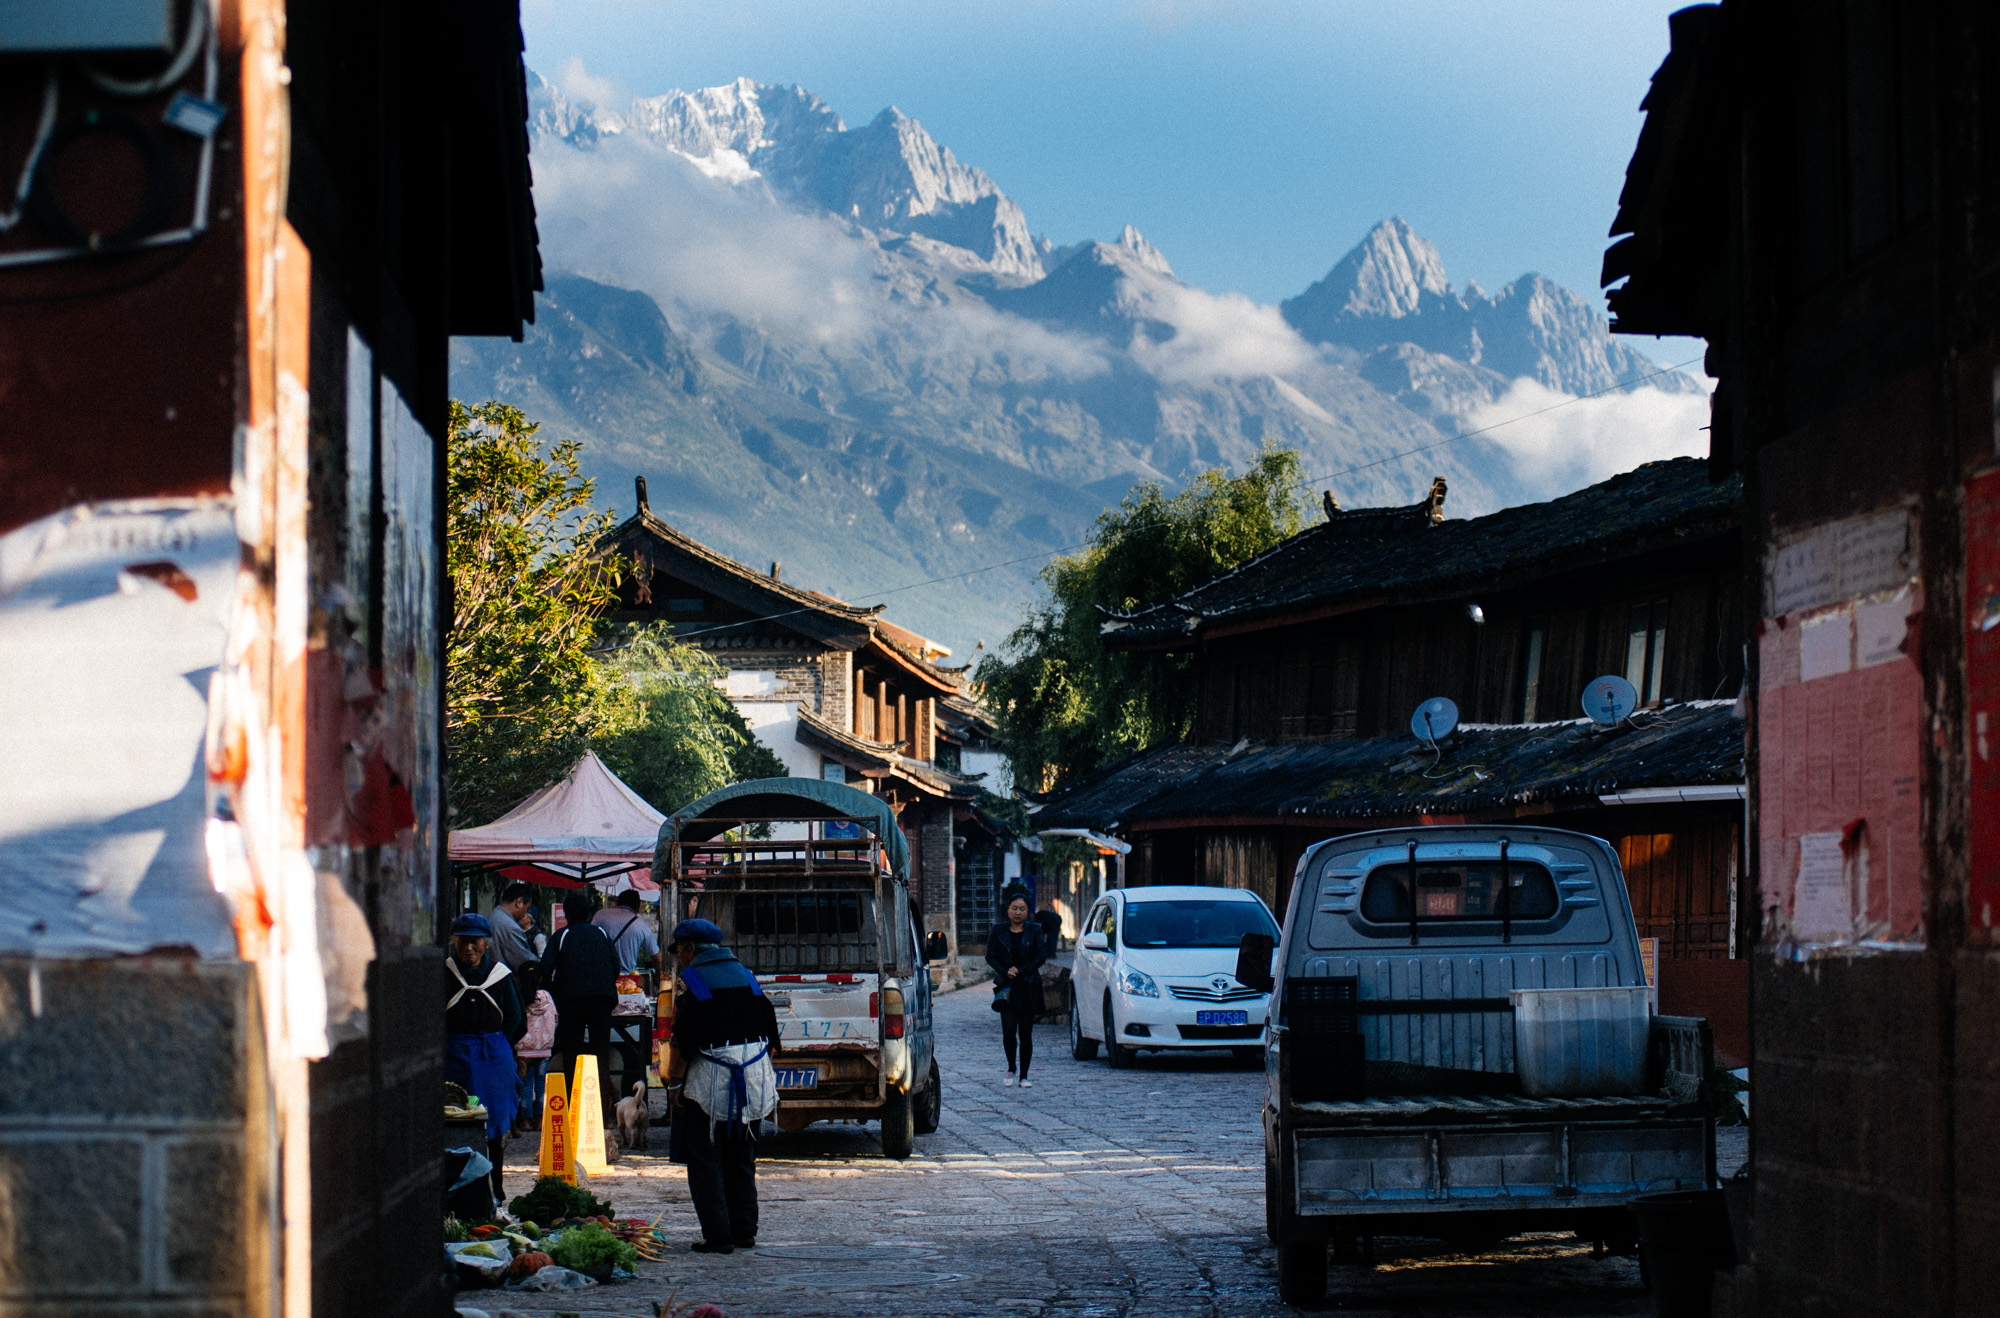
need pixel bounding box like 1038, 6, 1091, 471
487, 882, 539, 971
591, 889, 660, 973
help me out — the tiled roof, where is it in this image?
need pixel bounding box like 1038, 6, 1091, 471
1103, 458, 1739, 649
794, 708, 982, 801
1033, 702, 1744, 830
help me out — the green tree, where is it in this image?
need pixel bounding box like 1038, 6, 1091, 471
976, 447, 1313, 793
447, 399, 794, 826
445, 400, 621, 824
592, 624, 789, 814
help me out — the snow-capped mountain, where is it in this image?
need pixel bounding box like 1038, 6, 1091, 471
453, 74, 1707, 650
1283, 215, 1699, 399
532, 73, 1043, 278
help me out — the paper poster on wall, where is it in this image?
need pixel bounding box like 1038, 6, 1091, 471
1759, 520, 1923, 948
0, 499, 241, 958
1791, 832, 1852, 941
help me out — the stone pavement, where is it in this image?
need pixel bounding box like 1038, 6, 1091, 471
484, 984, 1746, 1318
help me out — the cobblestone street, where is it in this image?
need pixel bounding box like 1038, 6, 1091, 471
485, 984, 1744, 1318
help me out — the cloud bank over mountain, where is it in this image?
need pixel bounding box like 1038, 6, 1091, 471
451, 70, 1707, 650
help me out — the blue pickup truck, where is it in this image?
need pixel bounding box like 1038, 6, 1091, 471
1247, 824, 1716, 1303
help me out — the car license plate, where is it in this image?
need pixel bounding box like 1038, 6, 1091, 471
773, 1066, 819, 1090
1196, 1010, 1249, 1027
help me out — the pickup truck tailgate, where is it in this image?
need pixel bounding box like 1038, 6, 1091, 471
1288, 1095, 1709, 1213
763, 973, 879, 1047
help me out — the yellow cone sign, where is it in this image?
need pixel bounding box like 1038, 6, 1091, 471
571, 1054, 610, 1174
538, 1072, 574, 1183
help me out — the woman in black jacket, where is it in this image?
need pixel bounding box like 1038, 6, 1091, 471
984, 890, 1048, 1088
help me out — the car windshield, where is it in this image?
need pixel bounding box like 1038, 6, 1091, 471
1122, 898, 1277, 948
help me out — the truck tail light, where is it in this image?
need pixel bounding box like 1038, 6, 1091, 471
881, 985, 905, 1039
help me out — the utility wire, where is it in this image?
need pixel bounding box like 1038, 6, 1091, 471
658, 354, 1709, 640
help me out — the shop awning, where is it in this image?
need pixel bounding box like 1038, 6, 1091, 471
448, 751, 666, 870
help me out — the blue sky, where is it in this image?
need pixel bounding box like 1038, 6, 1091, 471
522, 0, 1696, 360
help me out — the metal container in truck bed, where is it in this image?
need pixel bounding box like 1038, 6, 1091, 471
1249, 825, 1716, 1303
656, 778, 942, 1159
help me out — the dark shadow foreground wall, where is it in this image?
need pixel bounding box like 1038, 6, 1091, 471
1604, 3, 2000, 1313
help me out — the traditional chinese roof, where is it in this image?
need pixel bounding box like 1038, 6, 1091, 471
1032, 702, 1744, 831
794, 708, 983, 802
1102, 458, 1739, 650
601, 490, 883, 650
1601, 3, 1735, 339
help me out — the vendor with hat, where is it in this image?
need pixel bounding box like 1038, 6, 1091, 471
666, 918, 781, 1253
444, 913, 525, 1204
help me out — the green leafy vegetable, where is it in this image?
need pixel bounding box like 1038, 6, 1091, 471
548, 1223, 638, 1275
508, 1175, 612, 1225
443, 1216, 470, 1243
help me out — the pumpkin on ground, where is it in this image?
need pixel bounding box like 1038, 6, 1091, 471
507, 1252, 553, 1279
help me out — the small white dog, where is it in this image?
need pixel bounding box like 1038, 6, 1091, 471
614, 1081, 648, 1152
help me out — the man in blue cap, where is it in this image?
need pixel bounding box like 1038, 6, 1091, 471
443, 913, 524, 1204
667, 918, 780, 1253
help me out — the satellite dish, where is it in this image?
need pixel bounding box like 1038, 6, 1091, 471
1410, 696, 1459, 743
1582, 675, 1639, 725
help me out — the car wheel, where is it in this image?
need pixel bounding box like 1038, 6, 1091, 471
913, 1061, 942, 1135
1104, 994, 1133, 1068
880, 1087, 915, 1160
1069, 989, 1099, 1060
1276, 1239, 1327, 1304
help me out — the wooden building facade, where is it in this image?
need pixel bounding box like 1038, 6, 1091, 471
1604, 3, 2000, 1312
600, 481, 985, 951
1041, 458, 1751, 1057
0, 2, 541, 1314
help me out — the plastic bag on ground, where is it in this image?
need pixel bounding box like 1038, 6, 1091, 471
509, 1265, 597, 1291
445, 1239, 511, 1285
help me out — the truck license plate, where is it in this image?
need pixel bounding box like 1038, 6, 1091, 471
1197, 1010, 1248, 1026
773, 1066, 819, 1090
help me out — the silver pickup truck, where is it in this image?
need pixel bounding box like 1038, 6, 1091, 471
1242, 824, 1716, 1303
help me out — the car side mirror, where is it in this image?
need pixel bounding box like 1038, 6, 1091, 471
1081, 931, 1109, 952
923, 931, 949, 963
1235, 932, 1275, 993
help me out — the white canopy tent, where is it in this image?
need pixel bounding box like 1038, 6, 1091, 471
448, 751, 665, 892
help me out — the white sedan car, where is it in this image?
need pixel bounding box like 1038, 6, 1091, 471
1067, 885, 1279, 1067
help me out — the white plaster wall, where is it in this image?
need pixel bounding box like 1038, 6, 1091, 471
961, 747, 1013, 797
731, 698, 817, 839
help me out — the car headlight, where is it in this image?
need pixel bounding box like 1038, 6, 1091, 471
1116, 966, 1159, 998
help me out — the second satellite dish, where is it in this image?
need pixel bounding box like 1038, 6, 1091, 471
1582, 675, 1639, 725
1410, 696, 1460, 743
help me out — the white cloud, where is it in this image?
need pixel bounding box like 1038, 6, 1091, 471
555, 55, 626, 113
1122, 278, 1319, 385
1466, 377, 1713, 498
528, 130, 1109, 382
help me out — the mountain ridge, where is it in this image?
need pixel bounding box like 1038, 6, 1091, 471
452, 74, 1707, 650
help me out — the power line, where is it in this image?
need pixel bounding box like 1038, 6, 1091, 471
661, 355, 1708, 638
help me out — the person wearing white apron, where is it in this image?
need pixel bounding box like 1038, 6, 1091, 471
666, 919, 780, 1253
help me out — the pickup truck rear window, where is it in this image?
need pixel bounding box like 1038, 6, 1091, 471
1359, 863, 1560, 923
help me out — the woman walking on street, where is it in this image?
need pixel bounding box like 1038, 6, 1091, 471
985, 889, 1048, 1088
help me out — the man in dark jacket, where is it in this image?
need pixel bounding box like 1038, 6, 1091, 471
543, 893, 620, 1126
444, 913, 525, 1202
667, 918, 780, 1254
